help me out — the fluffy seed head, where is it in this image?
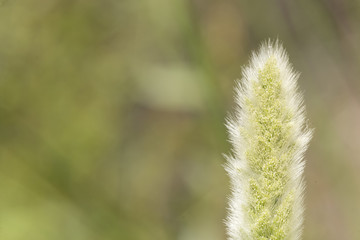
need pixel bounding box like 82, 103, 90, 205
225, 40, 312, 240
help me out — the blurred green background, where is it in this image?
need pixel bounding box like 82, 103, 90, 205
1, 0, 360, 239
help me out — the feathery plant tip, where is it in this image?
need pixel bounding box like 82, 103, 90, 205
225, 40, 312, 240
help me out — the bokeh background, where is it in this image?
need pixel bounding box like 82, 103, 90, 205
1, 0, 360, 239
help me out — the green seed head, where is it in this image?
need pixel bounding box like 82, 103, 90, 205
225, 41, 312, 240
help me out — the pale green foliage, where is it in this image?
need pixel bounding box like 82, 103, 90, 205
225, 42, 312, 240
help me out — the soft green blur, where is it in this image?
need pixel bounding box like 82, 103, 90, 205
0, 0, 359, 239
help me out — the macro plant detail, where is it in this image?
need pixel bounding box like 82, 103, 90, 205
225, 41, 312, 240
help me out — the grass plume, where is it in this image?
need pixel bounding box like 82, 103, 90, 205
225, 41, 312, 240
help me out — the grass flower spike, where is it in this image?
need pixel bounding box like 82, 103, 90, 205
225, 41, 312, 240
